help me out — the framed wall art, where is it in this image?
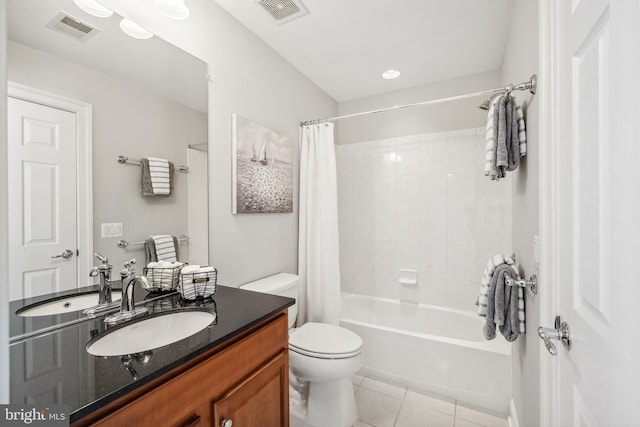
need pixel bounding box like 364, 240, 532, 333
232, 114, 293, 214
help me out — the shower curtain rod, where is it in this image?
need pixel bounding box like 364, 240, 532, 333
299, 74, 537, 127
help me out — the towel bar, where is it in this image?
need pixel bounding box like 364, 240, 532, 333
117, 155, 189, 173
117, 234, 189, 249
505, 273, 537, 295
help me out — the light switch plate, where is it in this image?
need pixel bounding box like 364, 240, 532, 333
101, 223, 123, 238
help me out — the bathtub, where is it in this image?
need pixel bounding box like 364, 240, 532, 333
340, 293, 511, 414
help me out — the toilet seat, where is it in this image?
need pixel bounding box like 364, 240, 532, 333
289, 322, 363, 359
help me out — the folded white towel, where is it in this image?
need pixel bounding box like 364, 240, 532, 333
146, 157, 171, 195
180, 265, 201, 275
150, 235, 177, 262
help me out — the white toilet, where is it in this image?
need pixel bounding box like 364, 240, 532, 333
241, 273, 363, 427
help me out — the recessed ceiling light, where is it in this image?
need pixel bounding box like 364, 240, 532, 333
119, 19, 154, 39
73, 0, 113, 18
153, 0, 190, 20
382, 69, 401, 80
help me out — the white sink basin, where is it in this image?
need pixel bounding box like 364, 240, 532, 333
17, 291, 122, 317
86, 310, 216, 357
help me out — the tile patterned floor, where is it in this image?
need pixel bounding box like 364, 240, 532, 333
352, 375, 508, 427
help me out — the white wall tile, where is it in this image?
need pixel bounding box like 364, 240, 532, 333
447, 207, 476, 241
421, 174, 448, 206
397, 144, 422, 176
397, 175, 422, 208
337, 127, 512, 312
447, 172, 476, 206
446, 134, 476, 173
375, 176, 397, 208
421, 140, 447, 174
422, 206, 447, 241
397, 207, 421, 240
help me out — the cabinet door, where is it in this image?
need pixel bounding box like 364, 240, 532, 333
213, 351, 288, 427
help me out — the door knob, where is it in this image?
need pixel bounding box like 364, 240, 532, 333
51, 249, 74, 259
538, 315, 571, 356
221, 419, 232, 427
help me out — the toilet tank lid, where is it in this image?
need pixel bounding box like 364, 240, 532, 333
240, 272, 298, 294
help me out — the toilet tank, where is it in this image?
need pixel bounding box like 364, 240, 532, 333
240, 273, 298, 329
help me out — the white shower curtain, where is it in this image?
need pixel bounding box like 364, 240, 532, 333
298, 123, 341, 325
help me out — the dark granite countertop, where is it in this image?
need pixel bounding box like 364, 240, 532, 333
9, 284, 294, 423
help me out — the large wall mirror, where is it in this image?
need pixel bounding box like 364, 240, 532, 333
7, 0, 209, 302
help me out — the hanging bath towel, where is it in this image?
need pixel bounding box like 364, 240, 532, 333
141, 157, 174, 196
150, 234, 178, 263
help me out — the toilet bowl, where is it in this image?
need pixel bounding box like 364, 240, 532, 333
240, 273, 363, 427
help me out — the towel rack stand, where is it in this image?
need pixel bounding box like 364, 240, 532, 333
117, 234, 189, 249
117, 155, 189, 173
505, 252, 537, 295
506, 273, 537, 295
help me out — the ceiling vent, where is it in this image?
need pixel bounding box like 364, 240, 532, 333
256, 0, 308, 24
46, 12, 100, 43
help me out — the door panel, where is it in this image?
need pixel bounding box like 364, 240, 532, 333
8, 97, 78, 301
545, 0, 640, 425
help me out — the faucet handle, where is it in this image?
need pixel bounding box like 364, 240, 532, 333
90, 266, 99, 277
94, 253, 108, 264
124, 258, 136, 269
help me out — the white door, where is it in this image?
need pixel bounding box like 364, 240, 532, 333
8, 97, 78, 301
540, 0, 640, 425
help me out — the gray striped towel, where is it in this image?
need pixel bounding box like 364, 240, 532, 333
150, 234, 177, 262
147, 157, 171, 195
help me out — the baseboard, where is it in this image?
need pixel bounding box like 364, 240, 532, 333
508, 398, 520, 427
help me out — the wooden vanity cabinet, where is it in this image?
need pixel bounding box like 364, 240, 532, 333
76, 310, 289, 427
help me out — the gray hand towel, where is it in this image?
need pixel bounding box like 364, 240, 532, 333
507, 97, 520, 171
499, 270, 521, 342
496, 95, 509, 177
483, 264, 520, 341
144, 238, 157, 266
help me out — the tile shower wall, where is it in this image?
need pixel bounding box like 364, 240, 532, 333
336, 127, 512, 311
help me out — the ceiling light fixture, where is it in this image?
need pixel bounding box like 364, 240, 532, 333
382, 69, 401, 80
153, 0, 190, 20
119, 18, 154, 39
72, 0, 113, 18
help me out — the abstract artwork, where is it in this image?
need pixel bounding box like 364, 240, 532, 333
232, 114, 293, 214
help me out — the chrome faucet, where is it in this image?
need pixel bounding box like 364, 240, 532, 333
104, 267, 149, 325
90, 253, 112, 304
120, 258, 137, 287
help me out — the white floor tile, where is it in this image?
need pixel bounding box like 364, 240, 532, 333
355, 387, 403, 427
404, 389, 455, 416
360, 377, 407, 399
453, 417, 484, 427
353, 374, 365, 385
395, 401, 455, 427
455, 406, 508, 427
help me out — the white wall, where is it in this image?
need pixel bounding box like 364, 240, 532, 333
501, 1, 539, 426
336, 70, 502, 144
0, 0, 9, 404
7, 41, 207, 272
336, 128, 513, 311
99, 0, 337, 286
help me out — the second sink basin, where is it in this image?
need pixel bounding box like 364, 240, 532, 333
86, 310, 216, 357
17, 291, 122, 317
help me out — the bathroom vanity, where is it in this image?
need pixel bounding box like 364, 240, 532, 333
9, 285, 294, 427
